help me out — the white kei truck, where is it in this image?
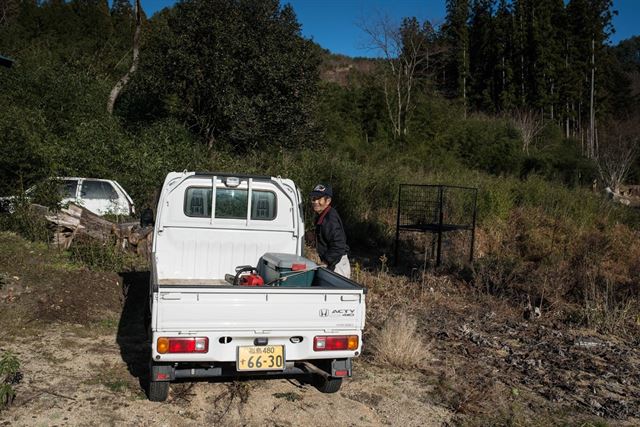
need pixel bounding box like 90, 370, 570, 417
147, 171, 366, 401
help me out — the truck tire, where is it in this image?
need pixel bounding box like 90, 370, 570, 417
315, 376, 342, 393
148, 380, 169, 402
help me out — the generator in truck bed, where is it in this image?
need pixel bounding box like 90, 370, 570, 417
147, 171, 366, 401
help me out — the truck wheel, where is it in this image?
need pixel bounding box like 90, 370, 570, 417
148, 380, 169, 402
315, 376, 342, 393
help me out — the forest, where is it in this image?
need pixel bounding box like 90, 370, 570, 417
0, 0, 638, 208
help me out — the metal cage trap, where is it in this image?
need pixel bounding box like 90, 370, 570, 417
394, 184, 478, 267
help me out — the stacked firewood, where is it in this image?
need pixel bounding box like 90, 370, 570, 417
111, 221, 153, 260
44, 203, 153, 260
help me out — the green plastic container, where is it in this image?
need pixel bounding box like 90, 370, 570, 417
258, 253, 317, 287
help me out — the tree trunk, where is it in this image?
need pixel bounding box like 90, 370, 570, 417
589, 38, 596, 159
462, 46, 467, 118
107, 0, 143, 114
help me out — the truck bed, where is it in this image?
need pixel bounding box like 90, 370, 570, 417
156, 267, 363, 290
154, 268, 365, 331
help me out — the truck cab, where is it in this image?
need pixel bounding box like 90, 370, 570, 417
148, 172, 366, 401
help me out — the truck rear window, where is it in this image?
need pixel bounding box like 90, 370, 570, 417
184, 187, 276, 220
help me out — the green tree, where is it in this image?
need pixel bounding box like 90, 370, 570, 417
613, 36, 640, 73
122, 0, 321, 152
442, 0, 470, 111
566, 0, 615, 157
468, 0, 495, 111
528, 0, 565, 121
493, 0, 515, 111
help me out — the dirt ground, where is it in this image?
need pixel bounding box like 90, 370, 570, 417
0, 325, 451, 426
0, 233, 451, 426
1, 231, 639, 426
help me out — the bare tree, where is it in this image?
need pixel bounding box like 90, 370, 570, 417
509, 108, 545, 154
107, 0, 142, 114
588, 38, 597, 159
361, 15, 436, 140
0, 0, 18, 27
597, 118, 639, 193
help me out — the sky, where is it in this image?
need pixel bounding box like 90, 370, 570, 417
139, 0, 639, 58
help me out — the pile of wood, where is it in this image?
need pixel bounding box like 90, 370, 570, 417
44, 203, 153, 260
112, 221, 153, 260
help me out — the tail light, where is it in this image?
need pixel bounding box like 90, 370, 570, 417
313, 335, 359, 351
291, 263, 307, 271
157, 337, 209, 354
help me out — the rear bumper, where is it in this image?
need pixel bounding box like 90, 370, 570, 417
151, 358, 352, 382
150, 329, 362, 363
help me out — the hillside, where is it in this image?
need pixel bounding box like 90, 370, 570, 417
319, 52, 378, 86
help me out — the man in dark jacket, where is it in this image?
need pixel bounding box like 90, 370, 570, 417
310, 184, 350, 278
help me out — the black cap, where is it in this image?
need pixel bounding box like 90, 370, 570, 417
310, 183, 332, 198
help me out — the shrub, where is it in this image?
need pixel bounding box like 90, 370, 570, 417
471, 205, 640, 334
67, 236, 145, 272
0, 198, 52, 243
370, 311, 429, 370
0, 351, 21, 411
445, 117, 523, 176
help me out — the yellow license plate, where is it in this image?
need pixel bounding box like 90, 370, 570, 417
237, 345, 285, 371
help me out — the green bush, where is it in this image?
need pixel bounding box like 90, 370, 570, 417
0, 199, 52, 243
439, 117, 522, 176
67, 236, 145, 272
0, 351, 20, 411
0, 106, 54, 196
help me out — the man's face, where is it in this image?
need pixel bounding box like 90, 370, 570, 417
311, 196, 331, 214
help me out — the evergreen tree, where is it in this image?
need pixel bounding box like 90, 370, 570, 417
527, 0, 564, 121
566, 0, 615, 157
512, 0, 530, 107
442, 0, 470, 111
493, 0, 515, 111
468, 0, 494, 111
613, 36, 640, 73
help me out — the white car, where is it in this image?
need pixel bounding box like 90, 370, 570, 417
0, 177, 135, 216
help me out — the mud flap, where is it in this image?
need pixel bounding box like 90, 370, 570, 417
331, 358, 352, 377
151, 364, 175, 382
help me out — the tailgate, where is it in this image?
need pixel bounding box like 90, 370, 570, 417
154, 288, 365, 331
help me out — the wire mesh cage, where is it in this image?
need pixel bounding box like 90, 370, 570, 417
395, 184, 477, 268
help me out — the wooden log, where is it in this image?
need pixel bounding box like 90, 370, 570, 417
44, 203, 113, 248
73, 205, 114, 241
42, 203, 155, 259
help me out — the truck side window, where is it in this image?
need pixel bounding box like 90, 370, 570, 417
184, 187, 276, 220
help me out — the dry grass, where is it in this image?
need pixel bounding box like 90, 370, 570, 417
469, 208, 640, 335
369, 311, 429, 370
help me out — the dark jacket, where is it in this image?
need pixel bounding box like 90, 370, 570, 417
315, 206, 349, 270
